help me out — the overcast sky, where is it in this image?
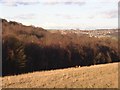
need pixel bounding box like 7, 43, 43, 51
0, 0, 119, 30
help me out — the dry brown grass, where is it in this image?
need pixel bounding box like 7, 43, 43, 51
2, 62, 118, 88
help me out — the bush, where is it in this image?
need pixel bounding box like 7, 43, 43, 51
2, 35, 27, 75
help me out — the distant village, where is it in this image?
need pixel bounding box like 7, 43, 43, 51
49, 29, 118, 39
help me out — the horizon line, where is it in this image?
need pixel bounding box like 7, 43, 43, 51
1, 18, 118, 30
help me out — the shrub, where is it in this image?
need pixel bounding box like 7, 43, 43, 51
2, 35, 27, 75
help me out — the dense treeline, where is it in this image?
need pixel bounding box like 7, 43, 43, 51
2, 19, 120, 76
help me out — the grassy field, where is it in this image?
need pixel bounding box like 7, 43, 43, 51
2, 62, 118, 88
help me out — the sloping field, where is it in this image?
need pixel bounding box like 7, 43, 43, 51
2, 63, 119, 88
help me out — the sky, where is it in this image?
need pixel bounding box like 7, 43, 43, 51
0, 0, 119, 30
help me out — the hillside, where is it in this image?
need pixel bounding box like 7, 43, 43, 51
2, 63, 118, 88
2, 19, 120, 76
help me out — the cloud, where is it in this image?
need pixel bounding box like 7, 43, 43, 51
10, 13, 36, 20
105, 10, 118, 18
42, 0, 86, 6
88, 10, 118, 19
88, 16, 95, 19
0, 0, 86, 6
100, 10, 118, 19
44, 2, 86, 6
41, 22, 82, 29
100, 0, 119, 3
56, 14, 82, 19
0, 0, 40, 6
